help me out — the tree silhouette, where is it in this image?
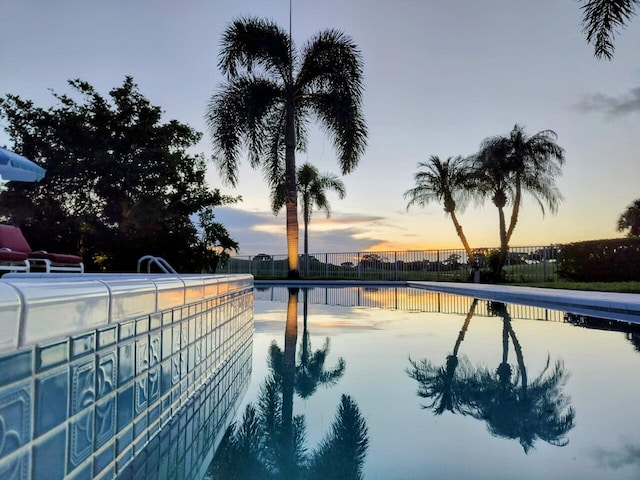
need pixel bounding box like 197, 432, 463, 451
617, 198, 640, 237
206, 17, 366, 278
473, 125, 565, 278
405, 155, 476, 264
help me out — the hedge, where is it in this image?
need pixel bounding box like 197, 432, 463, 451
557, 237, 640, 282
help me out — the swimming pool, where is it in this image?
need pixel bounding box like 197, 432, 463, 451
207, 285, 640, 480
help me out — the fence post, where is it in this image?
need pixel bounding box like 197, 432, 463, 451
542, 247, 547, 282
325, 253, 329, 278
394, 252, 398, 281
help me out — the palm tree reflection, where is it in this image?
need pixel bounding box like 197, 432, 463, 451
209, 288, 368, 479
408, 300, 575, 453
270, 289, 346, 399
407, 299, 479, 414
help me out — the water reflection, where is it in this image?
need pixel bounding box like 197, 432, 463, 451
209, 288, 368, 479
270, 289, 346, 399
408, 300, 575, 453
255, 286, 567, 322
565, 312, 640, 353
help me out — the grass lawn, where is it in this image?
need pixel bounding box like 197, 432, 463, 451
514, 281, 640, 294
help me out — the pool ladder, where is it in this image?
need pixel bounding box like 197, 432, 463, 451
137, 255, 177, 274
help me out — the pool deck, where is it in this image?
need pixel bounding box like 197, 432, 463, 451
255, 280, 640, 324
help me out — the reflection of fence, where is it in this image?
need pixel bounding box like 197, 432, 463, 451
219, 246, 560, 282
254, 286, 566, 322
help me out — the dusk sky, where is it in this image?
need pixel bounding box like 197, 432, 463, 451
1, 1, 638, 256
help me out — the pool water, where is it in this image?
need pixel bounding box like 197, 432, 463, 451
207, 286, 640, 480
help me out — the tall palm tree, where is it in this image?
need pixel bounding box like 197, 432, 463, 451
404, 155, 476, 263
579, 0, 639, 59
473, 124, 565, 277
273, 163, 346, 275
206, 17, 367, 278
617, 198, 640, 237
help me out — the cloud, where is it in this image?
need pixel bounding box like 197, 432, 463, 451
213, 207, 387, 256
577, 85, 640, 116
590, 443, 640, 470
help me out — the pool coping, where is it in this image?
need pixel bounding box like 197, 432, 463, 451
255, 280, 640, 324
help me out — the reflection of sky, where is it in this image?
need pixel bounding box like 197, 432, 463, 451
237, 289, 640, 480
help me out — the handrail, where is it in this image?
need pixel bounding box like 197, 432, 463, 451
137, 255, 178, 274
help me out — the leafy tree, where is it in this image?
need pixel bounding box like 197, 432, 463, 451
206, 17, 367, 278
0, 77, 236, 272
617, 198, 640, 237
579, 0, 639, 59
473, 124, 565, 279
405, 155, 475, 263
273, 163, 346, 275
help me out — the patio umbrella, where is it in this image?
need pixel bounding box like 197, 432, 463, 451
0, 147, 46, 182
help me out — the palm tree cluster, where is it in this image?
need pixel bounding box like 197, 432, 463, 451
405, 124, 566, 279
207, 17, 366, 278
207, 19, 572, 281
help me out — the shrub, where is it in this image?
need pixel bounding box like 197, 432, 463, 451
557, 238, 640, 281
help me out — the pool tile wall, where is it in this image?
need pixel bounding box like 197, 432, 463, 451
0, 274, 254, 480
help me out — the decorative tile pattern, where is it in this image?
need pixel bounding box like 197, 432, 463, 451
0, 276, 253, 479
0, 382, 31, 480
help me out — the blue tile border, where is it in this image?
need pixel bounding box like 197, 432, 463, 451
0, 277, 254, 479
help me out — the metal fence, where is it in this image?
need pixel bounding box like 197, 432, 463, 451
217, 245, 560, 282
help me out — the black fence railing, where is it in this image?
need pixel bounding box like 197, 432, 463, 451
218, 245, 560, 282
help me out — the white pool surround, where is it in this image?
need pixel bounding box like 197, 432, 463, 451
0, 273, 253, 354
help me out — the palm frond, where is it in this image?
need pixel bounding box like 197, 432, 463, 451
297, 29, 367, 174
206, 77, 283, 186
306, 92, 367, 174
404, 155, 473, 213
219, 16, 292, 79
579, 0, 639, 59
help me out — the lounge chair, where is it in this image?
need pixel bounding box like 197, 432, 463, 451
0, 225, 84, 273
0, 248, 30, 274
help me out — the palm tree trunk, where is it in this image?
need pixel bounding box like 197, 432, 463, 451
450, 211, 475, 263
282, 287, 299, 473
506, 322, 528, 394
285, 90, 299, 279
304, 200, 309, 277
497, 206, 509, 276
506, 182, 521, 243
452, 298, 478, 356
